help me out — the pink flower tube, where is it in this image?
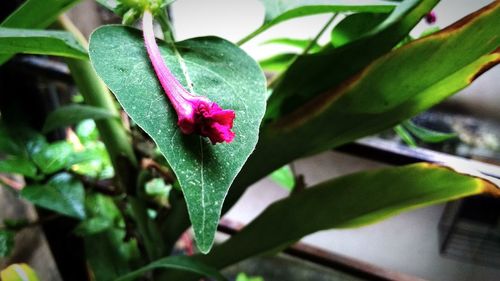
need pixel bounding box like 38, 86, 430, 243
142, 11, 235, 144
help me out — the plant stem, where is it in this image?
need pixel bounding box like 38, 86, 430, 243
267, 13, 338, 89
57, 15, 137, 192
301, 13, 338, 55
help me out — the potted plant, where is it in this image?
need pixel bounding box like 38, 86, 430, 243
0, 0, 499, 280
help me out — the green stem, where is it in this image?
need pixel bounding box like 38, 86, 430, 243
58, 15, 137, 192
302, 14, 338, 55
267, 13, 338, 89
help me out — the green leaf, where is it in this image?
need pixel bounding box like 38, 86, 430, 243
84, 228, 140, 281
261, 38, 321, 53
394, 125, 417, 147
259, 53, 296, 72
31, 141, 74, 174
0, 264, 40, 281
267, 0, 439, 120
0, 156, 38, 178
75, 193, 123, 236
0, 0, 81, 64
21, 173, 86, 219
331, 12, 388, 47
201, 163, 500, 270
89, 26, 266, 253
239, 0, 396, 44
402, 120, 457, 143
236, 273, 265, 281
43, 104, 117, 133
115, 256, 228, 281
74, 217, 114, 236
269, 165, 295, 191
264, 1, 500, 160
0, 230, 15, 257
0, 27, 87, 60
0, 123, 24, 156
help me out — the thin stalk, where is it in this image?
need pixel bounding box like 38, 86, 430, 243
267, 13, 338, 89
301, 13, 338, 55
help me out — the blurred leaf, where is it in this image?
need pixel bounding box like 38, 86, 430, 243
0, 0, 81, 64
21, 173, 86, 219
402, 120, 457, 143
115, 255, 228, 281
0, 230, 15, 257
331, 12, 388, 47
69, 143, 114, 179
262, 38, 321, 53
0, 264, 40, 281
394, 125, 417, 147
43, 104, 117, 133
76, 193, 123, 236
0, 156, 38, 178
0, 27, 87, 60
74, 216, 113, 236
236, 273, 265, 281
269, 165, 295, 191
0, 123, 24, 156
89, 26, 267, 253
31, 141, 73, 174
267, 0, 439, 120
259, 53, 296, 72
75, 119, 99, 142
84, 229, 140, 281
239, 0, 395, 44
200, 164, 500, 270
3, 219, 30, 231
145, 178, 171, 197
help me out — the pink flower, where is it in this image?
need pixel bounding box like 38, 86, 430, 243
142, 11, 235, 144
425, 11, 437, 24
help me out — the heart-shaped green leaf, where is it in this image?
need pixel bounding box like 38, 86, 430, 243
89, 26, 266, 253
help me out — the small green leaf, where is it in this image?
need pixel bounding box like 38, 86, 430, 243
115, 256, 228, 281
0, 156, 38, 178
84, 229, 141, 281
236, 273, 265, 281
43, 104, 117, 133
239, 0, 395, 44
402, 120, 457, 143
0, 123, 24, 156
21, 173, 86, 219
201, 163, 500, 270
0, 0, 81, 64
269, 165, 295, 191
394, 125, 417, 147
0, 264, 40, 281
89, 26, 267, 253
75, 217, 114, 236
145, 178, 172, 197
331, 12, 388, 47
259, 53, 296, 72
0, 230, 15, 257
0, 27, 87, 60
31, 141, 74, 174
261, 38, 321, 53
